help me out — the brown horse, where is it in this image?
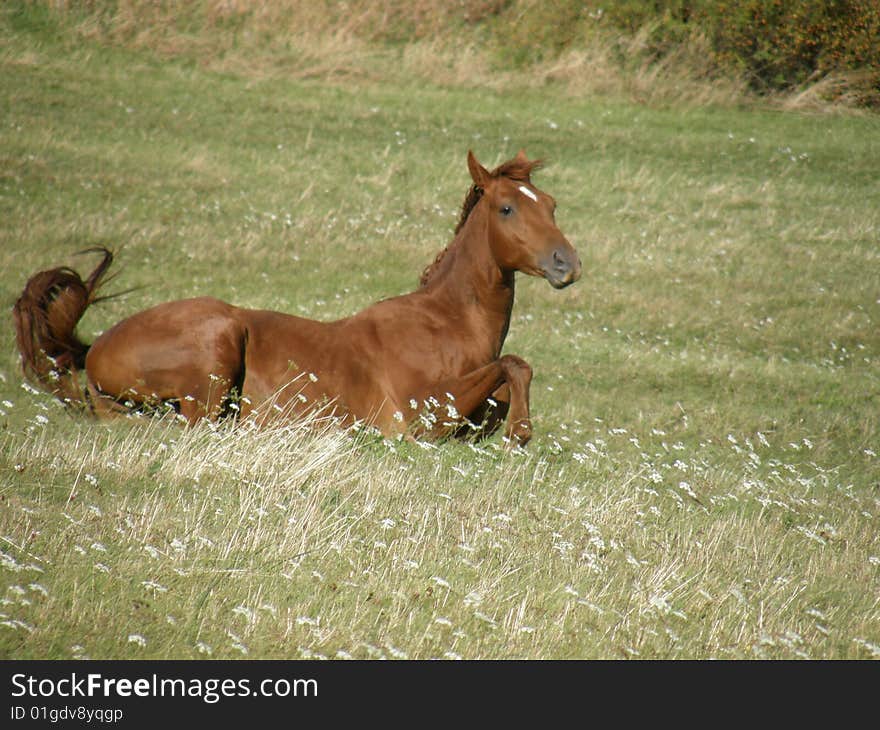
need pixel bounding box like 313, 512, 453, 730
13, 150, 580, 445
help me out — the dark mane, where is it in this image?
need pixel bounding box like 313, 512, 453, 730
419, 156, 543, 288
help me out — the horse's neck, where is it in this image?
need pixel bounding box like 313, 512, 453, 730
425, 206, 515, 355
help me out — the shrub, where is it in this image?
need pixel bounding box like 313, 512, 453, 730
583, 0, 880, 103
705, 0, 880, 94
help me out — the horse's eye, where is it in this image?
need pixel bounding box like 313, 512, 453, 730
500, 205, 513, 216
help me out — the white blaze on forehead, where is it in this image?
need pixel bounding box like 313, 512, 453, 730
518, 185, 538, 202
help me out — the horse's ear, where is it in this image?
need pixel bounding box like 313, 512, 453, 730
514, 149, 529, 164
467, 150, 490, 188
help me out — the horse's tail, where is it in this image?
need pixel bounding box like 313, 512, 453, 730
12, 247, 115, 409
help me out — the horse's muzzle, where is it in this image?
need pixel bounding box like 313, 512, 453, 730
542, 246, 582, 289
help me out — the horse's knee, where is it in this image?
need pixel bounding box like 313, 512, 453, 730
500, 355, 532, 386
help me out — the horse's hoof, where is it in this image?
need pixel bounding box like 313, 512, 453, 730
505, 418, 532, 447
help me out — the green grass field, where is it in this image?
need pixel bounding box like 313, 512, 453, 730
1, 3, 878, 659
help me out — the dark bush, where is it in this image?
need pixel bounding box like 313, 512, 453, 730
583, 0, 880, 102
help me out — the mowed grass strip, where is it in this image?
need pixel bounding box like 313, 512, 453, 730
0, 6, 878, 659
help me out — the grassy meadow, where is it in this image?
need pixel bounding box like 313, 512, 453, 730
1, 3, 879, 659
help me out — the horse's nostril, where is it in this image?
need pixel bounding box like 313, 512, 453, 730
541, 246, 579, 288
553, 249, 569, 271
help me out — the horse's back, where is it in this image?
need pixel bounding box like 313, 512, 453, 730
89, 296, 240, 352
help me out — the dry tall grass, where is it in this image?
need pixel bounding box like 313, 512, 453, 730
4, 406, 878, 659
534, 27, 748, 108
36, 0, 750, 107
34, 0, 876, 110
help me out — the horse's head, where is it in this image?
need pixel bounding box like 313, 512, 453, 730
469, 150, 581, 289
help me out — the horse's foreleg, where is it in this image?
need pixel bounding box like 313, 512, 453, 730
496, 355, 532, 445
407, 354, 533, 445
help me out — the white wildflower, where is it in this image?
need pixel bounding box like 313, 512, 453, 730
853, 638, 880, 658
1, 619, 34, 632
463, 591, 482, 607
232, 605, 256, 623
386, 644, 408, 659
1, 552, 22, 572
474, 611, 497, 627
141, 580, 168, 594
